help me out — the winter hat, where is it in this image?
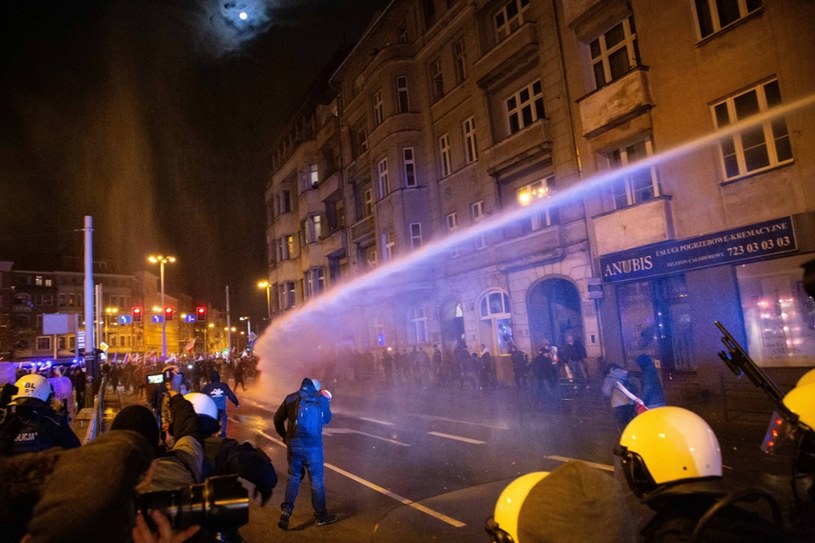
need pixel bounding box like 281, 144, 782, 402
110, 404, 160, 449
518, 461, 636, 543
300, 378, 319, 391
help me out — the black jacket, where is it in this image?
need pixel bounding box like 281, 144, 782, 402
10, 397, 81, 455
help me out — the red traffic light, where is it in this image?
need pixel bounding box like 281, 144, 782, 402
196, 306, 207, 322
164, 306, 174, 321
132, 307, 143, 322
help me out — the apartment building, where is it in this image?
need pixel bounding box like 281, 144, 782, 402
263, 0, 815, 384
559, 0, 815, 384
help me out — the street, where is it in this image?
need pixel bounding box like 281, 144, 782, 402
223, 376, 793, 543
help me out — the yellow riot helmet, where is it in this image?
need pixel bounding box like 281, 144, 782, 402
485, 472, 549, 543
783, 382, 815, 431
796, 369, 815, 388
617, 406, 722, 497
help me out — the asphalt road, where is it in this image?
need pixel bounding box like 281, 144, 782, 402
223, 378, 794, 543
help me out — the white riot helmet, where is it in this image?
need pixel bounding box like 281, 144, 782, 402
184, 392, 218, 420
616, 406, 722, 497
13, 373, 53, 403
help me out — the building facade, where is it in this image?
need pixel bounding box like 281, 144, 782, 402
262, 0, 815, 387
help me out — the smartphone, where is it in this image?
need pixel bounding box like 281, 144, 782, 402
146, 373, 164, 385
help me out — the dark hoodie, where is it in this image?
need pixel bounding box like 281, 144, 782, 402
273, 379, 332, 448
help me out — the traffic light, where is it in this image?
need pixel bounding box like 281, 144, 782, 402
132, 307, 143, 323
196, 306, 207, 322
164, 306, 174, 321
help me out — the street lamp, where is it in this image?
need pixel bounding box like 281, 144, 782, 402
257, 280, 271, 321
148, 254, 176, 359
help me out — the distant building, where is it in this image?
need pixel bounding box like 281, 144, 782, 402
262, 0, 815, 387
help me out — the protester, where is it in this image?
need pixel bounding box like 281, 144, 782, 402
560, 334, 588, 380
601, 363, 637, 432
201, 371, 240, 438
273, 377, 337, 529
635, 354, 667, 408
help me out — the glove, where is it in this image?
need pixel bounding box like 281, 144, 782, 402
321, 389, 332, 401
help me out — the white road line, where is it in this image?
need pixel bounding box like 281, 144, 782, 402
359, 417, 395, 426
325, 463, 466, 528
325, 427, 410, 447
545, 455, 614, 472
257, 430, 286, 447
427, 431, 486, 445
413, 414, 509, 430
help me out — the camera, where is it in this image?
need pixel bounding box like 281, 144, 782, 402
135, 475, 249, 532
146, 373, 164, 385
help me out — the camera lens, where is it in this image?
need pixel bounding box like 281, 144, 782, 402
136, 475, 249, 531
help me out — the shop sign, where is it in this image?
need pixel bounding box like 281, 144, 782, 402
600, 216, 797, 283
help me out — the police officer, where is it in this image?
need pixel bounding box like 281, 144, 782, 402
8, 374, 81, 454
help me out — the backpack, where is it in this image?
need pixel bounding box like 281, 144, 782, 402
294, 393, 322, 437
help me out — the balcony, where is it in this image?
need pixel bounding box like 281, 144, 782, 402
322, 229, 347, 258
485, 119, 553, 178
474, 22, 539, 91
593, 197, 674, 255
577, 67, 654, 138
299, 186, 321, 213
350, 215, 375, 245
317, 172, 342, 201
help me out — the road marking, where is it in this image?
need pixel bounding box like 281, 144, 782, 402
359, 417, 394, 426
545, 455, 614, 472
325, 427, 410, 447
325, 463, 466, 528
257, 430, 286, 447
413, 414, 509, 430
428, 431, 486, 445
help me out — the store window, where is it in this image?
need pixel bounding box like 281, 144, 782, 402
617, 275, 694, 372
737, 255, 815, 367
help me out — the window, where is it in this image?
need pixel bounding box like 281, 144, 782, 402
35, 275, 43, 286
430, 58, 444, 102
422, 0, 436, 27
506, 80, 545, 134
403, 147, 417, 187
308, 163, 319, 188
695, 0, 762, 39
396, 76, 410, 113
373, 90, 384, 126
712, 79, 792, 180
384, 231, 396, 260
377, 158, 390, 198
412, 307, 429, 343
453, 38, 468, 83
37, 336, 52, 351
353, 120, 368, 158
590, 16, 640, 89
305, 215, 322, 244
471, 200, 487, 249
446, 212, 460, 257
279, 281, 296, 309
304, 268, 325, 299
608, 139, 661, 208
410, 223, 423, 249
494, 0, 530, 42
277, 234, 295, 261
276, 189, 292, 215
439, 133, 452, 176
398, 23, 409, 44
516, 176, 559, 230
462, 116, 478, 163
364, 187, 374, 216
365, 246, 378, 269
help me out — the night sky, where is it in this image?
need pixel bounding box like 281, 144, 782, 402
0, 0, 389, 317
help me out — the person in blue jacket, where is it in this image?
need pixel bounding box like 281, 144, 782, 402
201, 371, 239, 437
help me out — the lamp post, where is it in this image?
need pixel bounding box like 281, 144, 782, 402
148, 254, 175, 359
257, 280, 271, 321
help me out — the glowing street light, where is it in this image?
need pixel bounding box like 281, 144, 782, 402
257, 280, 271, 321
148, 254, 176, 359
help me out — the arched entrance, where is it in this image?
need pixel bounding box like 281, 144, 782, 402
528, 278, 582, 351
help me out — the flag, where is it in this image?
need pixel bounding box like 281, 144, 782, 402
185, 337, 196, 353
